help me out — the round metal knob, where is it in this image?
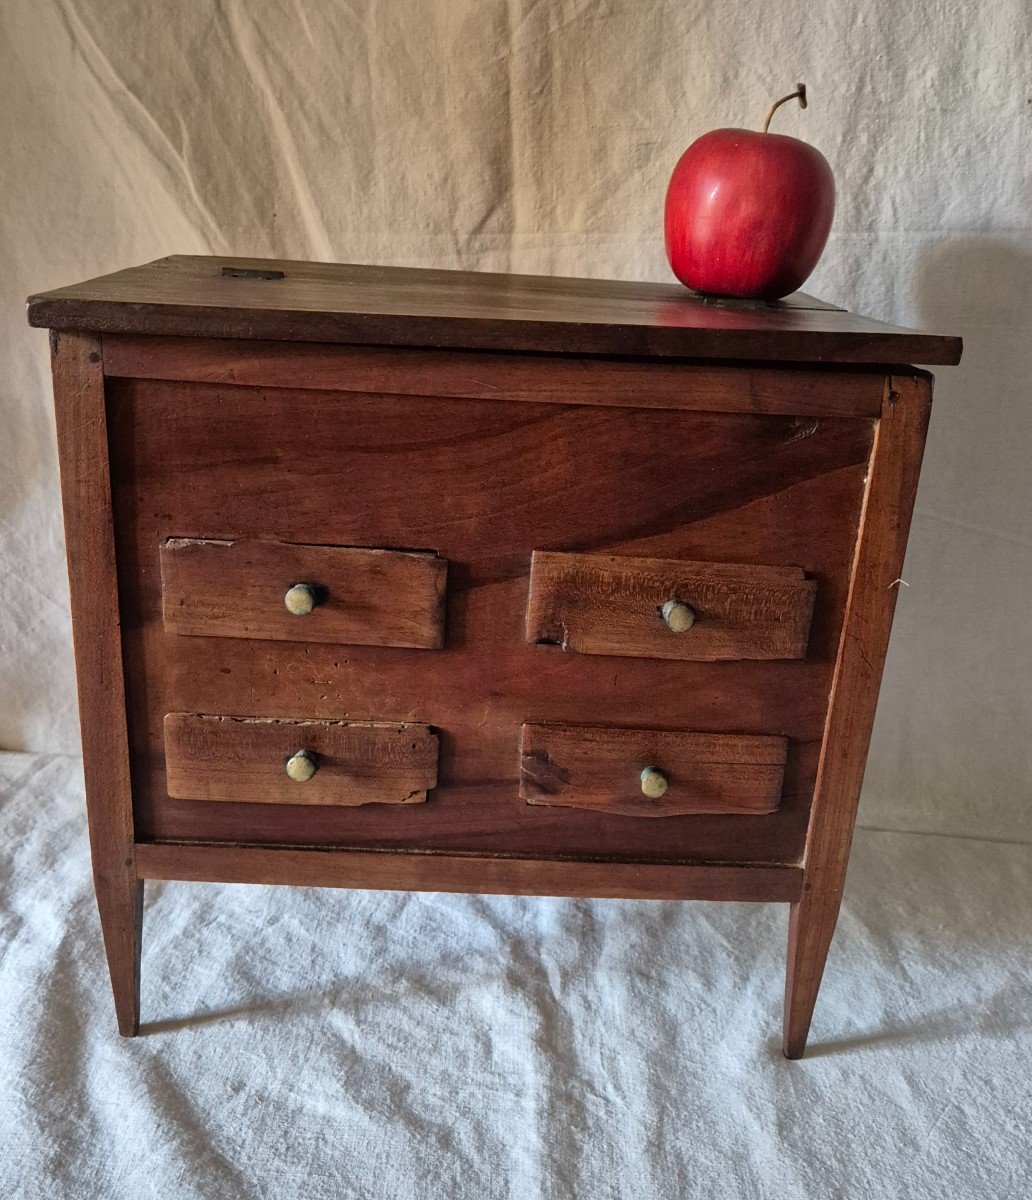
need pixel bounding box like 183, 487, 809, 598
284, 583, 319, 616
285, 749, 319, 782
661, 599, 696, 633
640, 766, 669, 799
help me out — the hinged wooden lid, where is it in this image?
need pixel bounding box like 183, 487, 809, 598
27, 255, 962, 365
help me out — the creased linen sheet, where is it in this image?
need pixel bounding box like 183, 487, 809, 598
1, 0, 1031, 843
2, 752, 1029, 1199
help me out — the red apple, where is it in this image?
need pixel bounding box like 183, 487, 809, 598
664, 86, 835, 300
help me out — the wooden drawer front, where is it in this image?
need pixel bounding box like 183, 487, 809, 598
164, 714, 438, 807
112, 378, 875, 862
519, 723, 787, 818
526, 551, 815, 661
161, 538, 447, 648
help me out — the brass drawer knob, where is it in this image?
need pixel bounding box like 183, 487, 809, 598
284, 582, 320, 616
640, 766, 669, 799
661, 599, 696, 633
285, 749, 319, 782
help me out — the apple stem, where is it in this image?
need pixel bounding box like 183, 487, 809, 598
762, 83, 807, 134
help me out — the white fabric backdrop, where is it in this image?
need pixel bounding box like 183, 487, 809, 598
1, 0, 1030, 839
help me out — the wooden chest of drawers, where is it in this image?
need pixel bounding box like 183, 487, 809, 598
29, 257, 960, 1056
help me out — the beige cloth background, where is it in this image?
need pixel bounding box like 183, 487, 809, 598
1, 0, 1030, 839
2, 9, 1031, 1197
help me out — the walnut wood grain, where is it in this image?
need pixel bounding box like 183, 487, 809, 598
519, 723, 787, 817
50, 331, 142, 1037
27, 255, 963, 363
101, 335, 889, 419
34, 256, 958, 1046
526, 551, 816, 661
783, 375, 933, 1059
164, 714, 438, 807
107, 379, 874, 864
135, 842, 804, 903
161, 537, 447, 648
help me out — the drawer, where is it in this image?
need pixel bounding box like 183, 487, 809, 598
519, 722, 787, 817
161, 537, 447, 648
164, 713, 439, 806
526, 551, 815, 661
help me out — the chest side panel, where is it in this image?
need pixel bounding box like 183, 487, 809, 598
107, 367, 874, 865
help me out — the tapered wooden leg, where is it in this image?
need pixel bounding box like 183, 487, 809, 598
51, 332, 142, 1037
94, 867, 144, 1036
783, 878, 845, 1059
782, 377, 933, 1059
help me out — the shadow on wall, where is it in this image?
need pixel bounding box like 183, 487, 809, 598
912, 235, 1032, 542
861, 236, 1032, 842
915, 238, 1032, 329
0, 324, 77, 754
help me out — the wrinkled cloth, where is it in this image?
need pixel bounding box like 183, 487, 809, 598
1, 1, 1031, 842
2, 751, 1029, 1199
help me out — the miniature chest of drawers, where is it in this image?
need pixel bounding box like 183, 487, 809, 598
29, 257, 960, 1056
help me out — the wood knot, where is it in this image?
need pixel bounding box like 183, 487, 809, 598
520, 748, 569, 795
